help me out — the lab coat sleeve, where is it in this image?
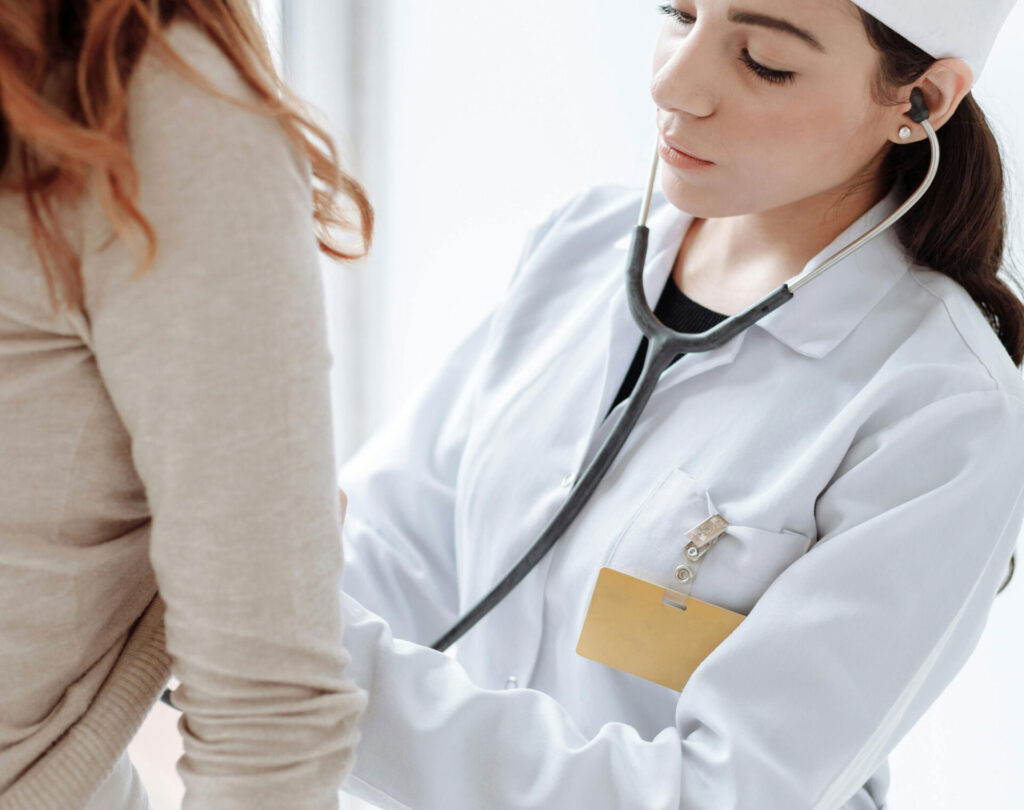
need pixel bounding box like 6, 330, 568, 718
337, 313, 492, 645
670, 388, 1024, 810
337, 388, 1024, 810
338, 201, 572, 645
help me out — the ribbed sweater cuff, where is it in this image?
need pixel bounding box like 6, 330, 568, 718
0, 594, 172, 810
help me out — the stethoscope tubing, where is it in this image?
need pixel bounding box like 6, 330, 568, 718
156, 93, 940, 707
430, 91, 939, 652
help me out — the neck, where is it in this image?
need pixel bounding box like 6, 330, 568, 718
674, 174, 890, 312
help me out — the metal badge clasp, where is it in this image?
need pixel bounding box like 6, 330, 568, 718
683, 514, 729, 562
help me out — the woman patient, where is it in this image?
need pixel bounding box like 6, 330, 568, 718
0, 2, 368, 808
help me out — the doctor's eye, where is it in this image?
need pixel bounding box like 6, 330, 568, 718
657, 4, 694, 26
739, 49, 797, 85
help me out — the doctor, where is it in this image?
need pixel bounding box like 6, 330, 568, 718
336, 1, 1024, 808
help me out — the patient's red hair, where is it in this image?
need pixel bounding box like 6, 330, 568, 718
0, 0, 373, 315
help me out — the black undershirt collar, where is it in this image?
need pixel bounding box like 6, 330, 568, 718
605, 273, 729, 418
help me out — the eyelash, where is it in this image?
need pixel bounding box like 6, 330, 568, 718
656, 3, 798, 86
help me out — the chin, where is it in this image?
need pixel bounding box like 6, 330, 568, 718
659, 173, 741, 219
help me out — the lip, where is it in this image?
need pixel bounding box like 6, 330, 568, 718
658, 131, 715, 170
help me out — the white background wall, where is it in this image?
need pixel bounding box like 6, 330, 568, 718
129, 2, 1024, 808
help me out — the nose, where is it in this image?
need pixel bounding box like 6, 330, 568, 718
650, 28, 716, 119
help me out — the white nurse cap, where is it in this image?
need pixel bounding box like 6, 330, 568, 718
853, 0, 1018, 82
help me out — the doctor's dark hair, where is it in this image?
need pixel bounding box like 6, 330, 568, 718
857, 9, 1024, 368
0, 0, 373, 317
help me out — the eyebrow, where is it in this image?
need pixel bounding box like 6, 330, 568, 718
727, 9, 827, 53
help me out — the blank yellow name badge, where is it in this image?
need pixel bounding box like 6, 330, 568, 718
576, 567, 745, 692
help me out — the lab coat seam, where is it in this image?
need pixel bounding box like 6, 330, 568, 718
600, 468, 680, 567
508, 206, 569, 288
502, 186, 634, 320
812, 263, 912, 361
342, 512, 462, 638
810, 440, 1024, 810
545, 184, 650, 260
343, 773, 413, 810
905, 268, 1003, 392
831, 389, 1024, 485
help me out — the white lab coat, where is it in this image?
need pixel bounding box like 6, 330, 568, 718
336, 184, 1024, 810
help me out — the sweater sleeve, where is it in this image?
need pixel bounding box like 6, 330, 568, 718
77, 22, 366, 810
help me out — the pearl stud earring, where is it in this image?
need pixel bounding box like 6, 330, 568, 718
898, 126, 912, 141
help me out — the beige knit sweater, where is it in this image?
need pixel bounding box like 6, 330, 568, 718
0, 19, 366, 810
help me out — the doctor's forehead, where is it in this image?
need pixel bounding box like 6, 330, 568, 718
697, 0, 867, 44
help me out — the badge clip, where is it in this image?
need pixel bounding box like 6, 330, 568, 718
683, 513, 729, 562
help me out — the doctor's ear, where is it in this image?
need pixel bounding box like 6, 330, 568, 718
889, 58, 974, 144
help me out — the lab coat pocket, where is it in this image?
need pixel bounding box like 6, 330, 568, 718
602, 467, 813, 614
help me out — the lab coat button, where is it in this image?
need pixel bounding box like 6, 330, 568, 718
560, 473, 575, 488
504, 676, 518, 689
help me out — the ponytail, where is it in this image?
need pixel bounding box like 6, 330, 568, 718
859, 9, 1024, 367
859, 9, 1023, 593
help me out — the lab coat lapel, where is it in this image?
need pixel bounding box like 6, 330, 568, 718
480, 200, 696, 690
579, 197, 747, 468
616, 184, 910, 386
583, 185, 910, 462
752, 185, 910, 359
582, 197, 694, 447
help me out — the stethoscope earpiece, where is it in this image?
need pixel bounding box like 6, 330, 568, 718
908, 86, 931, 123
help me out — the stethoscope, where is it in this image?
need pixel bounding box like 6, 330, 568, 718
430, 86, 944, 651
160, 88, 952, 709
